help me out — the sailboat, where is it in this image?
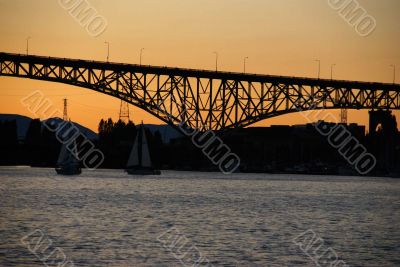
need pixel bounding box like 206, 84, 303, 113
55, 140, 81, 175
126, 123, 161, 175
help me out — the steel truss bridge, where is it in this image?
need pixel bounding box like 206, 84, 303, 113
1, 52, 399, 131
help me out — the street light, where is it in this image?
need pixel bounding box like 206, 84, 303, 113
213, 52, 219, 72
315, 59, 321, 79
26, 37, 31, 55
331, 64, 336, 80
244, 57, 249, 73
104, 41, 110, 62
140, 48, 144, 65
390, 64, 396, 84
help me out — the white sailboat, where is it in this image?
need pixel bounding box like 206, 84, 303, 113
126, 123, 160, 175
55, 140, 81, 175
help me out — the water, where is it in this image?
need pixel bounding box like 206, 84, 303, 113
0, 167, 399, 266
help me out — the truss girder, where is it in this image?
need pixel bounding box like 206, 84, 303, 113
1, 53, 399, 131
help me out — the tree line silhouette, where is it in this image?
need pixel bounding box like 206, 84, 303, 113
0, 115, 399, 176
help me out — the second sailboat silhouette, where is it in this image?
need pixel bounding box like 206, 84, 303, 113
56, 139, 81, 175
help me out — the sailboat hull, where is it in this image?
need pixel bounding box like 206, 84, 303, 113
56, 166, 82, 175
126, 168, 161, 175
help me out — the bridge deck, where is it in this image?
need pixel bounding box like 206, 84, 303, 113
0, 52, 398, 90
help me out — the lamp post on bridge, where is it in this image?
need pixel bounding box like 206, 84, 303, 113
140, 48, 144, 65
244, 56, 249, 73
26, 37, 31, 55
213, 52, 219, 72
331, 64, 336, 80
390, 64, 396, 84
315, 59, 321, 79
104, 41, 110, 62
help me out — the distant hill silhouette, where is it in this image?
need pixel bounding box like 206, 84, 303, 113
0, 114, 32, 140
0, 114, 182, 143
43, 117, 98, 140
0, 114, 98, 140
143, 124, 183, 143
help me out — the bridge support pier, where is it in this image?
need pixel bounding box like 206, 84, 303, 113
368, 110, 398, 174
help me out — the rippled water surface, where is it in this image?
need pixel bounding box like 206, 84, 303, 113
0, 167, 399, 266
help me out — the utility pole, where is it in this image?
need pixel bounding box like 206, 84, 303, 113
104, 41, 110, 62
63, 98, 68, 121
244, 57, 248, 73
213, 52, 219, 72
340, 109, 348, 125
315, 59, 321, 79
330, 64, 336, 80
390, 64, 396, 84
140, 48, 144, 65
26, 37, 31, 55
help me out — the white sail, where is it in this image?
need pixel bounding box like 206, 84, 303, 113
58, 140, 80, 166
127, 132, 140, 167
68, 140, 80, 165
55, 129, 82, 175
140, 126, 152, 168
57, 143, 69, 165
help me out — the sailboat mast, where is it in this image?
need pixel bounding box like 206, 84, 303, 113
138, 125, 143, 167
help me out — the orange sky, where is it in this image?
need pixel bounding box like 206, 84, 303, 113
0, 0, 399, 132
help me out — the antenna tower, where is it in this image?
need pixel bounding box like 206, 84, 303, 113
340, 109, 348, 124
119, 100, 130, 122
63, 98, 68, 121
